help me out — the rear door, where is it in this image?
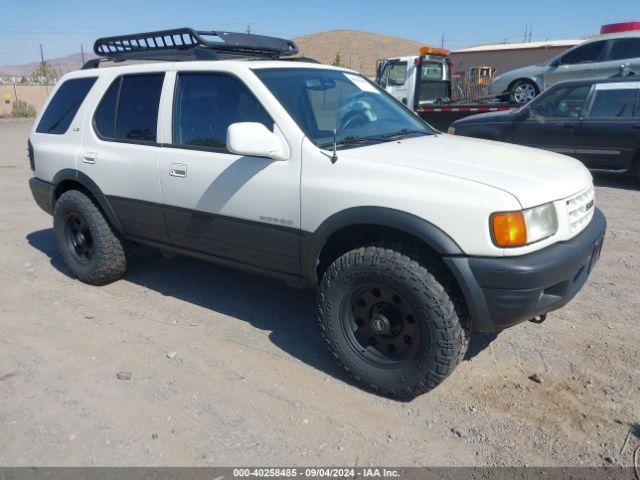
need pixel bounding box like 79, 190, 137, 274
510, 84, 591, 155
608, 37, 640, 74
80, 71, 166, 241
574, 82, 640, 169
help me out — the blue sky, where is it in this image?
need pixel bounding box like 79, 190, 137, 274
0, 0, 636, 65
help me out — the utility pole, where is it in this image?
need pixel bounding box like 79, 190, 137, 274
246, 23, 252, 34
80, 44, 85, 64
39, 44, 44, 64
441, 34, 445, 48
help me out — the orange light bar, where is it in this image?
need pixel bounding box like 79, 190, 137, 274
419, 46, 450, 57
491, 211, 527, 248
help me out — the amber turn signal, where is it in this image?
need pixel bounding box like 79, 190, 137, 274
491, 211, 527, 247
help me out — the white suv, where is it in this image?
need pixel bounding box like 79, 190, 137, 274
28, 29, 606, 399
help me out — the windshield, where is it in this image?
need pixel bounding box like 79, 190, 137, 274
254, 68, 434, 148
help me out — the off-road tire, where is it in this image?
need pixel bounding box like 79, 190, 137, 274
317, 244, 470, 399
53, 190, 127, 285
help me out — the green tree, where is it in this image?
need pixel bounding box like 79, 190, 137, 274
332, 53, 344, 67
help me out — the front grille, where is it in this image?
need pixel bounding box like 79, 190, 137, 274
566, 186, 595, 235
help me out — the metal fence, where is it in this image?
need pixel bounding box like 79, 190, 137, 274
450, 77, 492, 103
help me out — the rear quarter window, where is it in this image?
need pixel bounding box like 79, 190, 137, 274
36, 77, 97, 134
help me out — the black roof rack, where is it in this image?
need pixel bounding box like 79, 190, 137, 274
84, 27, 299, 69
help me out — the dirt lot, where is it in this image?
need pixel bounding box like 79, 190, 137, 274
0, 118, 639, 467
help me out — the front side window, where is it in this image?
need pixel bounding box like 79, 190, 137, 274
387, 62, 408, 86
532, 85, 590, 118
589, 88, 637, 118
93, 74, 164, 143
173, 73, 273, 150
36, 77, 97, 134
560, 41, 606, 65
255, 68, 432, 148
610, 38, 640, 61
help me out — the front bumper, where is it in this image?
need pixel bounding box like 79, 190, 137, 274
445, 208, 606, 332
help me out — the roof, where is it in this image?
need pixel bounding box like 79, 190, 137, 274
452, 39, 582, 54
63, 59, 350, 79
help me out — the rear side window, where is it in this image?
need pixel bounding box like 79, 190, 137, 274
610, 38, 640, 61
36, 77, 96, 134
94, 74, 164, 143
173, 73, 273, 150
589, 88, 638, 118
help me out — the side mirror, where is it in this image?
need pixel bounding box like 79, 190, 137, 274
227, 122, 288, 160
520, 106, 532, 120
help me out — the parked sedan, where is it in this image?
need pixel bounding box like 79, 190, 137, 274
489, 32, 640, 104
450, 77, 640, 178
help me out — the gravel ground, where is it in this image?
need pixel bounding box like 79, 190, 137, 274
0, 118, 639, 467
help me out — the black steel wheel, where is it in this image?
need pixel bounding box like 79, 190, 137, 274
318, 244, 469, 399
63, 212, 95, 265
342, 283, 421, 368
53, 190, 128, 285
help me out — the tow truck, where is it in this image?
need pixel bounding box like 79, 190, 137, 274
376, 46, 517, 131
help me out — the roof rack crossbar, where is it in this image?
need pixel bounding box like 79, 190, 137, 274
92, 27, 298, 60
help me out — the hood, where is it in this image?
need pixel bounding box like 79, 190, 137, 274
342, 134, 592, 209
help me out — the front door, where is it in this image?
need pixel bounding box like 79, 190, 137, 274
510, 83, 592, 156
380, 60, 410, 105
158, 71, 302, 275
574, 82, 640, 170
543, 40, 610, 88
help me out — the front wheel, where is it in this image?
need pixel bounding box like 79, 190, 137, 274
53, 190, 128, 285
317, 245, 469, 399
510, 80, 539, 104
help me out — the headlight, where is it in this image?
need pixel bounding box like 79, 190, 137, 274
447, 126, 456, 135
491, 203, 558, 248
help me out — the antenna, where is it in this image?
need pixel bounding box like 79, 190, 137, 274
330, 129, 338, 164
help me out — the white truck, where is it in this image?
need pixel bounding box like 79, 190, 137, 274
28, 28, 605, 399
376, 46, 516, 131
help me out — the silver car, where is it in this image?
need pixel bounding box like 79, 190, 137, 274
490, 32, 640, 104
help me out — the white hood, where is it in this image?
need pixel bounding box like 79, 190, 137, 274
342, 134, 593, 209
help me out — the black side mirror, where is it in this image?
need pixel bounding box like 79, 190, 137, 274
520, 107, 532, 120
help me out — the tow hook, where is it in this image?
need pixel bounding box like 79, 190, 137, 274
529, 314, 547, 325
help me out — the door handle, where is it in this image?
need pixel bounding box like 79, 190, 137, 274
169, 163, 187, 178
562, 123, 576, 130
82, 152, 97, 164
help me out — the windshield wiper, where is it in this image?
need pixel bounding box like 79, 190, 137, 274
380, 128, 428, 139
320, 135, 383, 149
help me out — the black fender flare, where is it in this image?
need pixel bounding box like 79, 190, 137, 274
52, 169, 124, 233
301, 206, 464, 282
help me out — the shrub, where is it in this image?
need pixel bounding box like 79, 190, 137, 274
11, 99, 36, 118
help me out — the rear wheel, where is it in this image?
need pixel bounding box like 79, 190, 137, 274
510, 80, 539, 104
317, 244, 469, 399
53, 190, 127, 285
